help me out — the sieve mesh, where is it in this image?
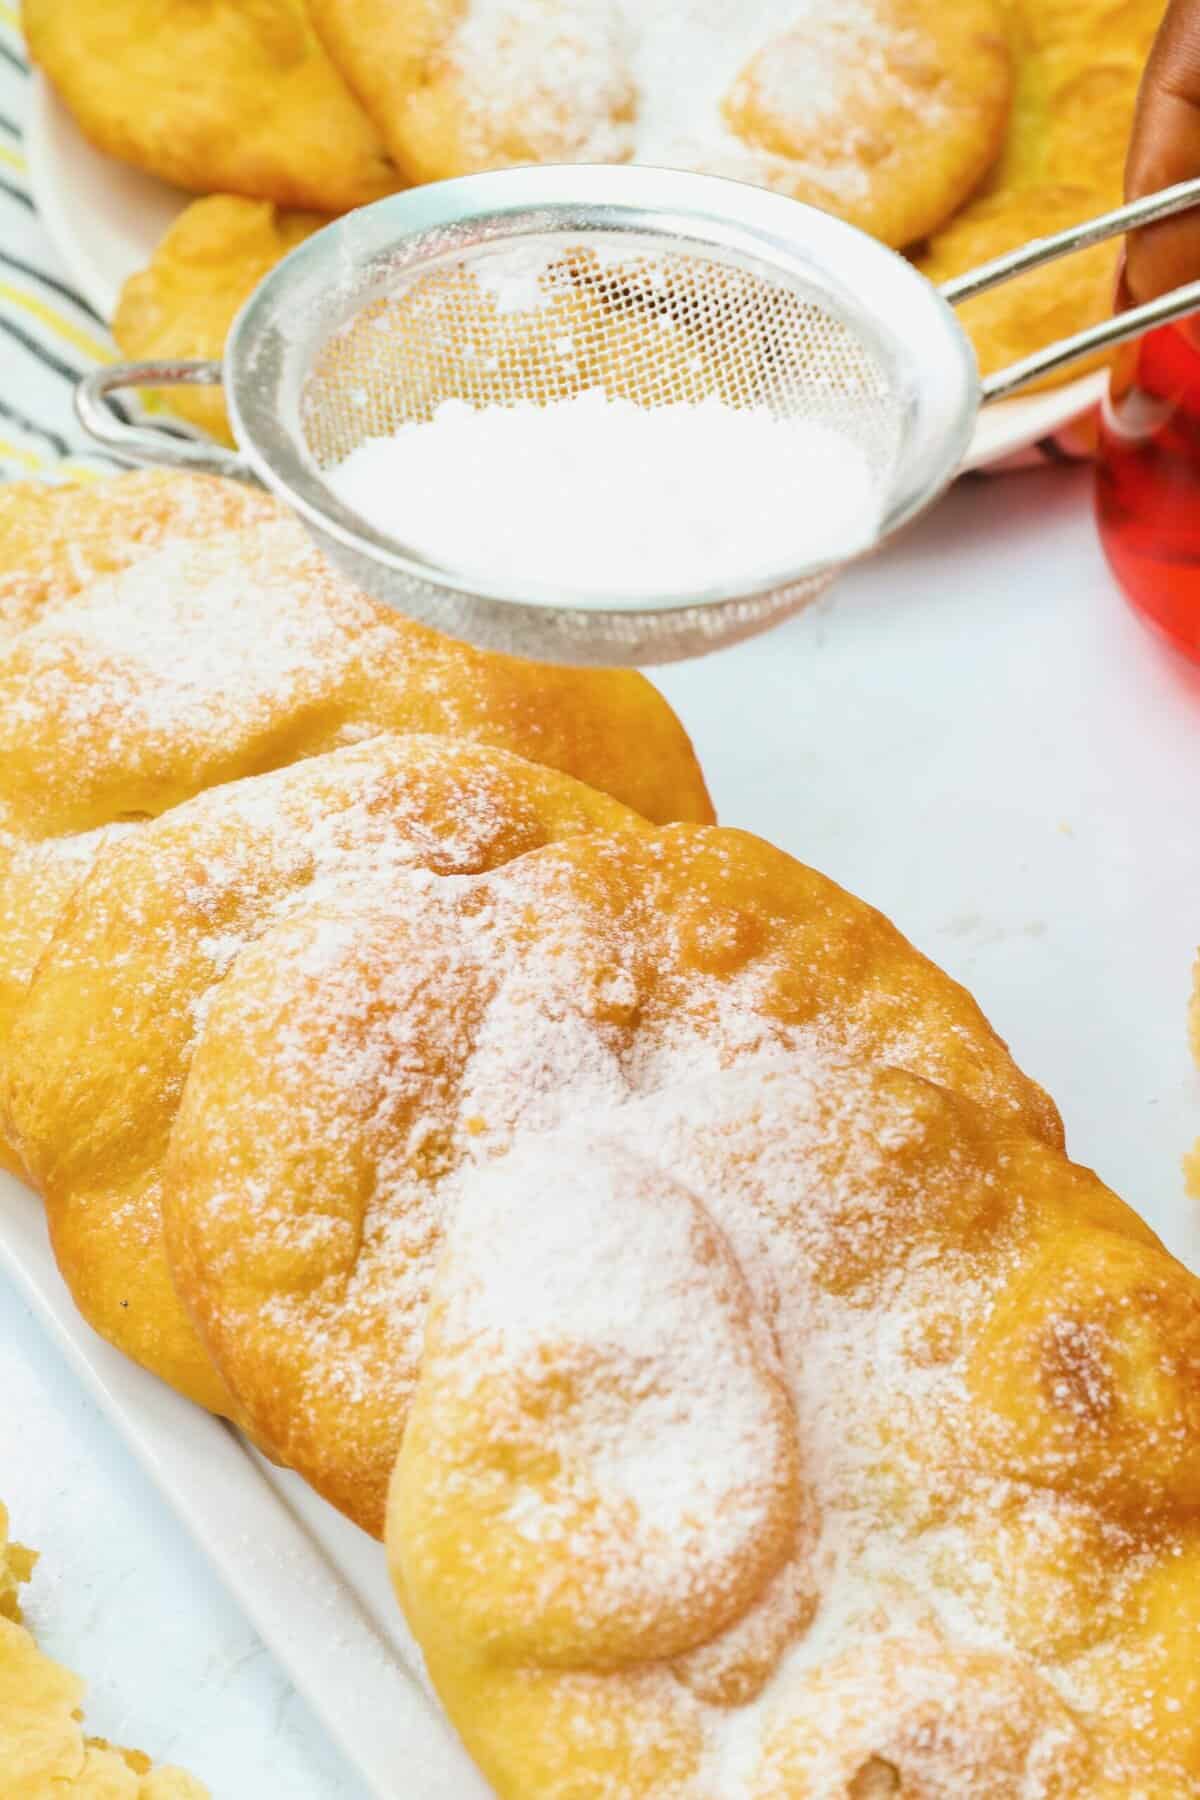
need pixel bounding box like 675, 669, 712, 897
219, 159, 981, 664
98, 167, 981, 662
299, 235, 903, 498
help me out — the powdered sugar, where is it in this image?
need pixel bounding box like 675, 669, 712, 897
1, 520, 387, 755
327, 389, 880, 599
438, 1140, 800, 1633
455, 0, 634, 164
398, 1056, 1133, 1793
0, 462, 1178, 1794
164, 819, 1053, 1554
0, 470, 281, 643
450, 0, 918, 200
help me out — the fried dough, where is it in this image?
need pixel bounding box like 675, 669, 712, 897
390, 1062, 1197, 1796
0, 473, 711, 1182
7, 738, 644, 1413
309, 0, 1014, 248
158, 827, 1058, 1533
23, 0, 400, 211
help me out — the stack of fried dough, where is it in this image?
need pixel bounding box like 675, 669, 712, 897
23, 0, 1166, 444
4, 468, 1200, 1795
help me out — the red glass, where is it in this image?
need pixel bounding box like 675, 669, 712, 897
1096, 322, 1200, 661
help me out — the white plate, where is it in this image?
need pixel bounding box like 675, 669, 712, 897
25, 75, 185, 320
0, 1174, 492, 1800
26, 74, 1106, 472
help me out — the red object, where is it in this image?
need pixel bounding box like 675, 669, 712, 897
1096, 322, 1200, 661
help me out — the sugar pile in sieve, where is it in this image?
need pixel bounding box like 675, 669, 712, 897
319, 241, 885, 605
326, 387, 880, 603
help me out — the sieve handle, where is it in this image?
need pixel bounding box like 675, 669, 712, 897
938, 177, 1200, 403
75, 361, 261, 484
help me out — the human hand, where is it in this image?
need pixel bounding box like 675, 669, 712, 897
1125, 0, 1200, 306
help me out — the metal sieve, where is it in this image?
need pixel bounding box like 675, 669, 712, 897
78, 166, 1200, 665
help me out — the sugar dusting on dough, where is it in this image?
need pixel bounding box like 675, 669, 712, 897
444, 1143, 801, 1625
399, 1054, 1119, 1792
0, 471, 281, 644
1, 520, 393, 753
402, 1051, 1190, 1793
450, 0, 940, 199
169, 822, 1056, 1563
3, 470, 1165, 1790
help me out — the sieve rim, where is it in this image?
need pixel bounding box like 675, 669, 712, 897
224, 166, 980, 619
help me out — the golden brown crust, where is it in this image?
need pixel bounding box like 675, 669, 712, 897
309, 0, 463, 185
108, 1, 1162, 436
968, 1227, 1200, 1513
0, 487, 711, 842
22, 0, 401, 211
723, 0, 1015, 249
0, 473, 283, 1175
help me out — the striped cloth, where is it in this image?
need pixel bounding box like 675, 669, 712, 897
0, 5, 1101, 489
0, 7, 118, 484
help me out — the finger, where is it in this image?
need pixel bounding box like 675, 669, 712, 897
1125, 0, 1200, 305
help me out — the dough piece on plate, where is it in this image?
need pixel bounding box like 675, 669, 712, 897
309, 0, 1014, 247
388, 1062, 1199, 1797
0, 492, 710, 844
156, 825, 1059, 1534
23, 0, 400, 212
7, 736, 644, 1413
0, 471, 281, 1173
0, 1502, 208, 1795
113, 199, 328, 448
0, 473, 711, 1176
917, 0, 1166, 388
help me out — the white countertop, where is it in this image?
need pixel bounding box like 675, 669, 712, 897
3, 462, 1198, 1797
0, 1267, 370, 1797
